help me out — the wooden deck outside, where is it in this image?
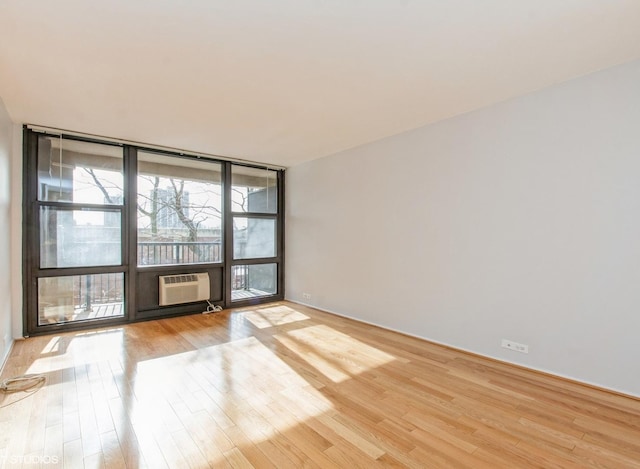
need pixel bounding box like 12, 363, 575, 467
231, 288, 271, 301
39, 303, 125, 325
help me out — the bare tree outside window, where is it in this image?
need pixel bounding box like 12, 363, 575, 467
136, 152, 223, 266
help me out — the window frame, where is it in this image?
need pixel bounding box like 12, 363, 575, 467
24, 131, 129, 333
135, 149, 225, 268
22, 127, 285, 336
225, 163, 285, 306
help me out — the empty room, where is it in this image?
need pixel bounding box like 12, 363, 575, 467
1, 1, 640, 467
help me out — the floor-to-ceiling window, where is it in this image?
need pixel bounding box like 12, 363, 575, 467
28, 135, 126, 331
23, 128, 284, 335
229, 165, 281, 301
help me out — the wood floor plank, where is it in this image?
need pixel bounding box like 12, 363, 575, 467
63, 438, 85, 469
99, 429, 127, 469
180, 410, 232, 467
169, 428, 210, 469
0, 301, 639, 468
254, 439, 300, 469
43, 422, 64, 466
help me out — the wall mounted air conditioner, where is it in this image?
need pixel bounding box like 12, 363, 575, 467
159, 273, 210, 306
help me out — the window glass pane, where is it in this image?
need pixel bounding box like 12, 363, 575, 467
232, 264, 277, 301
38, 273, 124, 325
233, 217, 276, 259
37, 136, 123, 204
232, 165, 277, 213
40, 207, 122, 268
137, 151, 222, 266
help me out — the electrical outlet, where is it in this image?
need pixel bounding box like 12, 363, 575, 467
302, 292, 311, 300
501, 339, 529, 354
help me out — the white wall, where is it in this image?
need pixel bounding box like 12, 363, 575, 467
286, 59, 640, 397
0, 97, 14, 368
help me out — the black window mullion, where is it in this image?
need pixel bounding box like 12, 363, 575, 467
125, 145, 137, 321
37, 265, 126, 277
23, 127, 38, 335
230, 257, 280, 267
223, 162, 233, 308
36, 200, 124, 211
230, 212, 278, 218
277, 169, 285, 300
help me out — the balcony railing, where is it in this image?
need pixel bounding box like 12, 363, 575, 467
138, 241, 222, 266
72, 273, 124, 315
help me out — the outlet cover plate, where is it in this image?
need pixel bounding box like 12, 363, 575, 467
501, 339, 529, 354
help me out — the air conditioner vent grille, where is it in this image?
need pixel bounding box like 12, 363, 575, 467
162, 274, 198, 285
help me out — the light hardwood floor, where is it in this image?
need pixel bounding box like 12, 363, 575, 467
1, 301, 639, 468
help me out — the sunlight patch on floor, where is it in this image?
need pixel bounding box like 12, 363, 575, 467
40, 336, 63, 355
240, 305, 310, 329
274, 324, 396, 383
131, 336, 334, 463
27, 328, 125, 375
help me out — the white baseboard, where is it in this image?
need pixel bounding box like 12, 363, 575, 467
285, 298, 640, 400
0, 338, 15, 377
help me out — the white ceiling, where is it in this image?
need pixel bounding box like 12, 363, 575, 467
1, 1, 640, 167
